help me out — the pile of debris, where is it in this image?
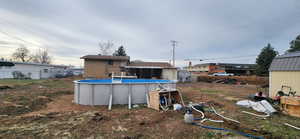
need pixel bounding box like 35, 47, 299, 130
235, 88, 300, 131
213, 78, 247, 85
0, 85, 13, 90
197, 76, 268, 85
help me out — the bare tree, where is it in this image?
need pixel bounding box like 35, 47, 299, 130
99, 41, 114, 55
12, 45, 33, 62
32, 48, 52, 64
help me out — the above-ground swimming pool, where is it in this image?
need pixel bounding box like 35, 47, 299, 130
74, 79, 176, 109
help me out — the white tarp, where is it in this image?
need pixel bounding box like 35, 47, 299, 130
236, 100, 276, 115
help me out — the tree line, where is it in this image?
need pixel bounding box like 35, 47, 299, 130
3, 40, 128, 65
98, 41, 127, 56
256, 35, 300, 76
3, 45, 52, 64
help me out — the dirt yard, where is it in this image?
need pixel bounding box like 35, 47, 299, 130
0, 78, 299, 138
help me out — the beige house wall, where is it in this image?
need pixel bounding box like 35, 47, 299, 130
270, 71, 300, 98
83, 59, 128, 78
162, 69, 178, 80
187, 65, 209, 72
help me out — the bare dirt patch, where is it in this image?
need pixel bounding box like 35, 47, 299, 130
1, 79, 300, 138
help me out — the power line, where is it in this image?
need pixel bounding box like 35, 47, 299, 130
184, 54, 257, 61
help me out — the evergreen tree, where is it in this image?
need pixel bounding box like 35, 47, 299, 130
256, 43, 278, 76
287, 35, 300, 52
113, 46, 127, 56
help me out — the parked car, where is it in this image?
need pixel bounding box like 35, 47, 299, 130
212, 72, 234, 76
55, 70, 74, 78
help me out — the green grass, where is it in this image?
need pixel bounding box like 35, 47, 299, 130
235, 106, 300, 138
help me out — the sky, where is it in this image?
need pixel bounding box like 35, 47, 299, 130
0, 1, 299, 67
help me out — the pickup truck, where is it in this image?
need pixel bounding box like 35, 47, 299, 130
212, 72, 234, 76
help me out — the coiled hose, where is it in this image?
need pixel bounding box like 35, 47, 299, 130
192, 122, 264, 139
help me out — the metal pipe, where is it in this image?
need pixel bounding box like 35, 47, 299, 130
284, 123, 300, 130
211, 106, 240, 124
91, 84, 95, 105
128, 84, 132, 109
242, 111, 269, 119
191, 105, 205, 119
108, 84, 113, 110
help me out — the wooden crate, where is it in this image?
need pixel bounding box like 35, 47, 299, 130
148, 90, 182, 111
281, 96, 300, 118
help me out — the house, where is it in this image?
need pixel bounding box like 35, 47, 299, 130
68, 68, 84, 76
123, 61, 178, 80
269, 51, 300, 98
185, 63, 219, 74
185, 63, 256, 75
81, 55, 178, 80
177, 70, 191, 82
0, 60, 68, 79
81, 55, 130, 78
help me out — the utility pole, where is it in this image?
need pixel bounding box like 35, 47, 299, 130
170, 40, 178, 67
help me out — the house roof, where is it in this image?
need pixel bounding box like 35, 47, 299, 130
128, 62, 174, 68
0, 60, 67, 68
80, 55, 130, 61
124, 66, 164, 69
0, 61, 15, 66
193, 63, 216, 67
193, 63, 256, 68
269, 51, 300, 71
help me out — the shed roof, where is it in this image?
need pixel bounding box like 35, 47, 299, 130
0, 60, 67, 68
128, 62, 174, 68
269, 51, 300, 71
80, 55, 130, 61
0, 61, 15, 66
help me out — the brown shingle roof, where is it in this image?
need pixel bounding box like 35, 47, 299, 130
80, 55, 130, 61
128, 62, 173, 68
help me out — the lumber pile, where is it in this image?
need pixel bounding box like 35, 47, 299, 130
148, 90, 183, 111
281, 96, 300, 118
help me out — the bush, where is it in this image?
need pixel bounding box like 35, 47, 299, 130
12, 71, 26, 79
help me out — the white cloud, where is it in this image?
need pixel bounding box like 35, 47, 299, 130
0, 1, 299, 67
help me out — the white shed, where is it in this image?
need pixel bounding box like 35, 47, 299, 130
269, 51, 300, 98
0, 61, 67, 79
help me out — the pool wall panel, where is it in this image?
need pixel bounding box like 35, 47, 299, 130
112, 84, 129, 104
79, 84, 93, 105
74, 80, 176, 106
131, 84, 147, 104
94, 85, 110, 105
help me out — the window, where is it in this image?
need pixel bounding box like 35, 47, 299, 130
44, 69, 49, 73
108, 60, 113, 65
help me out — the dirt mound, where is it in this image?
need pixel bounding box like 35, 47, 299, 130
0, 85, 13, 90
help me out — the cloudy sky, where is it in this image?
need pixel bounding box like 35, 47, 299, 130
0, 1, 299, 67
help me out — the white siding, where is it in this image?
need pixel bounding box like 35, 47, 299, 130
0, 63, 66, 79
162, 69, 178, 80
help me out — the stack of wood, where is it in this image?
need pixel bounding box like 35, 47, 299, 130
281, 96, 300, 118
148, 90, 184, 111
